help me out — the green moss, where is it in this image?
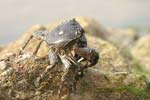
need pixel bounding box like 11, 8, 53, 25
96, 86, 150, 99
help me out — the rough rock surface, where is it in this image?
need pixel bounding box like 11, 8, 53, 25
131, 35, 150, 71
0, 17, 150, 100
106, 28, 138, 48
0, 52, 147, 100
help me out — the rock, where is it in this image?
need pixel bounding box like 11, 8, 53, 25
86, 34, 130, 73
0, 33, 149, 100
106, 28, 138, 48
1, 30, 130, 73
0, 51, 149, 100
68, 35, 148, 100
71, 70, 148, 100
131, 35, 150, 71
0, 17, 149, 100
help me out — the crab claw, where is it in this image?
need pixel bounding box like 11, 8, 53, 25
74, 47, 99, 67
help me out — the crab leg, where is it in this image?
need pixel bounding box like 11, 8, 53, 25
40, 50, 58, 78
18, 35, 33, 55
58, 55, 78, 96
33, 40, 43, 55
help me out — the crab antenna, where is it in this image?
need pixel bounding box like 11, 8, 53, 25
33, 40, 43, 55
18, 35, 33, 55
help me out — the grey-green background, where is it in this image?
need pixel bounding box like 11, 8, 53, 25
0, 0, 149, 44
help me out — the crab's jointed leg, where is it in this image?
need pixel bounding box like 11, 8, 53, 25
33, 40, 43, 55
40, 49, 59, 78
18, 35, 33, 55
58, 55, 78, 96
18, 31, 46, 55
47, 49, 59, 70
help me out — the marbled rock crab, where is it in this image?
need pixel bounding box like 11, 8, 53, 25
18, 18, 99, 97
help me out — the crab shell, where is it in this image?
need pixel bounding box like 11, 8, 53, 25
45, 18, 85, 49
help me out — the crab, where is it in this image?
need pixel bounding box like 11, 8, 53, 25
18, 18, 99, 96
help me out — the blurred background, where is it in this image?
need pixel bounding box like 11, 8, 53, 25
0, 0, 149, 44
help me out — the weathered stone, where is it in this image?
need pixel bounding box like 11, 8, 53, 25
106, 28, 138, 48
0, 17, 149, 100
0, 52, 149, 100
87, 34, 130, 72
131, 35, 150, 71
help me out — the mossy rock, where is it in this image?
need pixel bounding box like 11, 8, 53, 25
0, 17, 149, 100
0, 53, 149, 100
106, 28, 138, 49
87, 34, 130, 72
131, 35, 150, 72
0, 54, 63, 100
